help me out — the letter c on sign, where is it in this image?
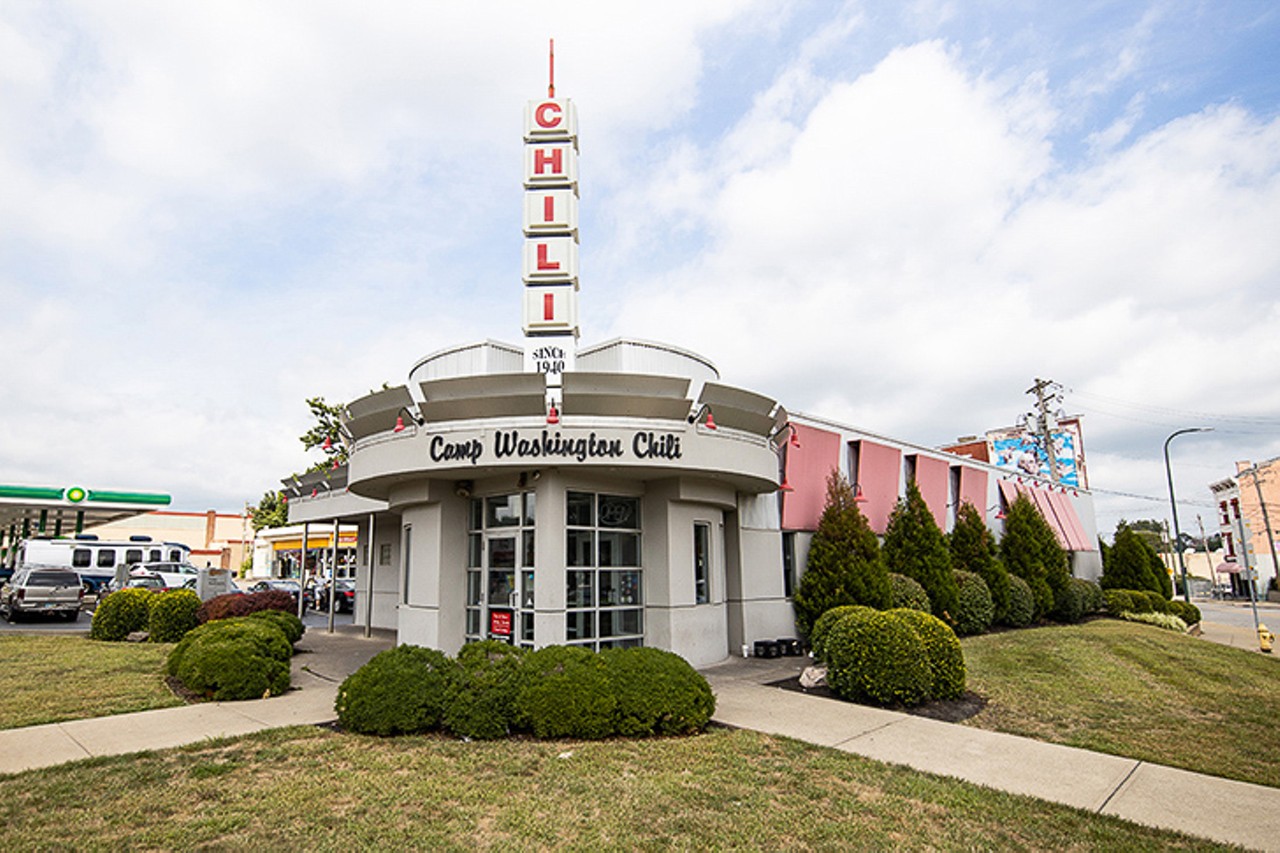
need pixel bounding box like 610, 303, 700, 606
535, 102, 562, 129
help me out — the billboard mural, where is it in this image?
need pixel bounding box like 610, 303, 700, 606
988, 422, 1084, 488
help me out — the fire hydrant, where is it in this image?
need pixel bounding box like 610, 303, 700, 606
1260, 623, 1275, 654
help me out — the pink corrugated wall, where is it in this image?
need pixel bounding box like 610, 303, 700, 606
854, 440, 902, 535
957, 467, 988, 521
910, 455, 949, 530
780, 423, 842, 531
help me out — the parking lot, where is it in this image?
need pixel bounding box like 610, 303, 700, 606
0, 601, 354, 635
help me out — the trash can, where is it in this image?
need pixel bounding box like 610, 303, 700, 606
753, 640, 781, 658
777, 638, 801, 656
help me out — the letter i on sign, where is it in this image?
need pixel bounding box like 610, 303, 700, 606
543, 195, 556, 223
543, 293, 555, 321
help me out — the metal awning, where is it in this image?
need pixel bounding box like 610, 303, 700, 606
0, 484, 173, 547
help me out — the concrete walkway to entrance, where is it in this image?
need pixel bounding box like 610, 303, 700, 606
703, 653, 1280, 852
0, 621, 1277, 850
0, 627, 396, 775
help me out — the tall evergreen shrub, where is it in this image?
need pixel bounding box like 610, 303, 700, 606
1101, 524, 1161, 594
792, 471, 891, 638
949, 501, 1010, 623
882, 481, 958, 622
999, 494, 1054, 619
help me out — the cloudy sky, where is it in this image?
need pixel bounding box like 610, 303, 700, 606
4, 1, 1279, 538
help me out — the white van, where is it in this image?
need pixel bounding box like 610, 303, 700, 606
14, 536, 192, 593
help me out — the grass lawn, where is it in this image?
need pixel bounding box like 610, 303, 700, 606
0, 726, 1232, 851
0, 635, 182, 729
962, 619, 1280, 787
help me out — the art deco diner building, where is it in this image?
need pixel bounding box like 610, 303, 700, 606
286, 89, 1101, 668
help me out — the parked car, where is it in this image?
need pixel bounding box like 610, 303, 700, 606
247, 579, 306, 610
130, 561, 200, 589
315, 579, 356, 613
123, 574, 167, 592
1, 567, 85, 622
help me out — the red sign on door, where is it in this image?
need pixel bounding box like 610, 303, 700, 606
490, 610, 513, 637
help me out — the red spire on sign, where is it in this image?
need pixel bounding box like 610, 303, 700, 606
548, 38, 555, 98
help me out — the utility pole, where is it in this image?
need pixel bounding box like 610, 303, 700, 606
1197, 515, 1216, 595
1026, 377, 1063, 483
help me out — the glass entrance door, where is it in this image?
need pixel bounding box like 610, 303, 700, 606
466, 494, 535, 647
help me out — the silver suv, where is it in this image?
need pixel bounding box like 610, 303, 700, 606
2, 568, 85, 622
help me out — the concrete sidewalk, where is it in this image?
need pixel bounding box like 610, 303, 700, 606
0, 626, 396, 775
703, 654, 1280, 852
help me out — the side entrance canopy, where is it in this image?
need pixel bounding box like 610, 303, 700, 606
0, 484, 173, 563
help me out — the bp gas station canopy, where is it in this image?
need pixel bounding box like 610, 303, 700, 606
0, 484, 173, 545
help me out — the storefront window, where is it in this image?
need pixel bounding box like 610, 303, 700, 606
566, 491, 643, 650
694, 522, 710, 605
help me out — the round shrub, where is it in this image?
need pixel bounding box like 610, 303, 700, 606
888, 573, 931, 613
514, 645, 616, 739
90, 588, 155, 641
1004, 575, 1035, 628
889, 608, 966, 700
444, 641, 527, 740
1167, 599, 1201, 625
166, 617, 292, 701
245, 608, 305, 645
197, 589, 296, 624
952, 571, 993, 636
1127, 590, 1154, 614
810, 604, 874, 663
1052, 578, 1089, 624
601, 647, 715, 736
1104, 589, 1135, 616
336, 645, 459, 736
1141, 590, 1171, 614
147, 588, 202, 643
824, 609, 932, 707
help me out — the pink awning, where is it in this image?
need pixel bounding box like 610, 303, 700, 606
1216, 562, 1241, 575
997, 479, 1096, 553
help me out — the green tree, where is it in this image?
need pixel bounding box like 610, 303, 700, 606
949, 501, 1011, 624
1101, 523, 1164, 595
792, 471, 891, 638
248, 490, 289, 531
301, 396, 348, 472
883, 481, 958, 621
999, 494, 1055, 619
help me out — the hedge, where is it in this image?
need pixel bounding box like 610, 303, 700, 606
888, 573, 931, 613
888, 608, 966, 700
443, 641, 527, 740
335, 645, 459, 736
810, 604, 874, 663
147, 588, 202, 643
824, 608, 932, 707
514, 645, 617, 739
952, 571, 993, 636
90, 588, 155, 641
166, 617, 292, 701
1004, 575, 1036, 628
198, 589, 296, 624
601, 647, 715, 736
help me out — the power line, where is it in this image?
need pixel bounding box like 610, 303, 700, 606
1088, 485, 1215, 508
1066, 388, 1280, 430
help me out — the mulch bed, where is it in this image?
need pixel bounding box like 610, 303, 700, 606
767, 676, 986, 723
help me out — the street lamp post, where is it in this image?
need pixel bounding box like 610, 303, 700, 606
1165, 428, 1213, 603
